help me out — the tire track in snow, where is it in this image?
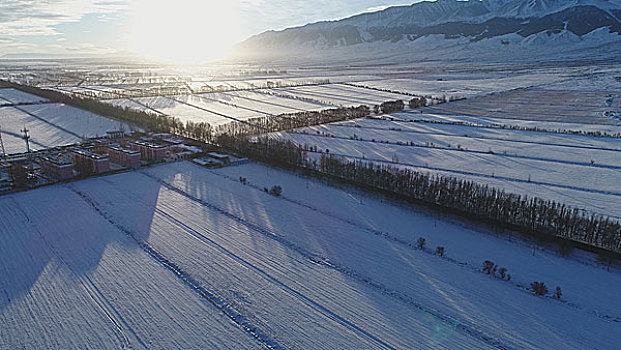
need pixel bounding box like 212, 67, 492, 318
152, 206, 396, 350
140, 170, 519, 350
206, 168, 621, 324
94, 175, 396, 349
12, 199, 145, 350
67, 185, 281, 350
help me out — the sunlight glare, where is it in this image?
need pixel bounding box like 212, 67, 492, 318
131, 0, 241, 64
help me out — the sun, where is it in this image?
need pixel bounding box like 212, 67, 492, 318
130, 0, 241, 64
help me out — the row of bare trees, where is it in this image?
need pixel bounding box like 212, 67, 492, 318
227, 137, 621, 254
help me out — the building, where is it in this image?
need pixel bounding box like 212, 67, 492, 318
192, 157, 224, 168
206, 152, 250, 167
130, 140, 168, 162
39, 154, 74, 180
167, 144, 202, 160
206, 152, 231, 165
106, 130, 126, 139
107, 146, 141, 169
229, 156, 250, 167
72, 149, 110, 174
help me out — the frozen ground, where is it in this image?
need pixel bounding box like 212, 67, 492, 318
0, 103, 128, 154
390, 111, 621, 135
274, 84, 413, 107
353, 72, 569, 99
426, 89, 621, 125
273, 117, 621, 219
2, 161, 618, 349
0, 185, 263, 349
103, 90, 334, 125
0, 88, 49, 105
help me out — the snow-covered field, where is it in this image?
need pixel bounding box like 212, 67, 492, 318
0, 88, 49, 104
274, 84, 413, 107
0, 185, 263, 349
201, 90, 332, 115
0, 103, 128, 154
392, 111, 621, 135
353, 72, 569, 99
2, 161, 619, 349
427, 89, 621, 125
273, 117, 621, 219
103, 90, 334, 125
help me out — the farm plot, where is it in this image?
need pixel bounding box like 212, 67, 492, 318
273, 118, 621, 219
392, 111, 621, 135
20, 103, 128, 138
67, 161, 621, 350
127, 96, 232, 125
52, 85, 135, 99
274, 84, 412, 107
353, 72, 567, 99
425, 89, 621, 125
0, 88, 49, 104
0, 186, 263, 350
104, 90, 336, 126
290, 120, 621, 168
0, 106, 81, 153
208, 90, 333, 115
103, 97, 167, 115
176, 94, 265, 120
0, 104, 127, 154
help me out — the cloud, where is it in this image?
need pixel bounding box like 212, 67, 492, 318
0, 0, 128, 36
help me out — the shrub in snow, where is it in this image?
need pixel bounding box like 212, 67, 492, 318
416, 237, 426, 250
555, 286, 562, 300
482, 260, 496, 274
435, 246, 445, 257
269, 185, 282, 197
498, 267, 507, 280
531, 282, 548, 296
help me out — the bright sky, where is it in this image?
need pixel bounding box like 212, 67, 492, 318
0, 0, 418, 63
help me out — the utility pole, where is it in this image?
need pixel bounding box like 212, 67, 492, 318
21, 126, 31, 153
0, 125, 6, 157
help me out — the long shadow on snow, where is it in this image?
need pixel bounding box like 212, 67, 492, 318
0, 173, 159, 313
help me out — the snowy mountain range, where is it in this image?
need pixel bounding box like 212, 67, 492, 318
235, 0, 621, 62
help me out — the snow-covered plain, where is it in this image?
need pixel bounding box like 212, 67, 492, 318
0, 185, 263, 350
201, 90, 333, 115
274, 84, 413, 107
0, 88, 49, 104
391, 111, 621, 135
273, 117, 621, 219
353, 72, 569, 99
427, 89, 621, 125
68, 81, 418, 127
0, 104, 128, 154
3, 161, 618, 349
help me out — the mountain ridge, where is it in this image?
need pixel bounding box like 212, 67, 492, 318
235, 0, 621, 62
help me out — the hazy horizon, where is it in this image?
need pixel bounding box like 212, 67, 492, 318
0, 0, 417, 63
